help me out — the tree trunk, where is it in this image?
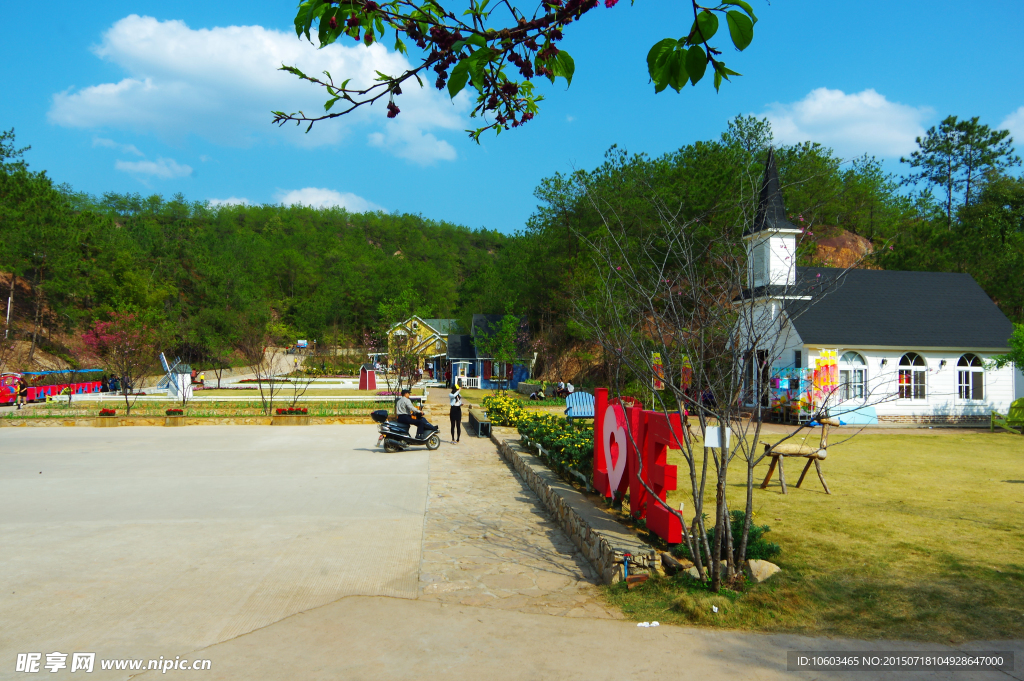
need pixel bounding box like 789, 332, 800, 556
27, 280, 43, 363
711, 458, 726, 592
5, 275, 14, 339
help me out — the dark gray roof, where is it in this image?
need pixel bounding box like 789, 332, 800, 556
744, 148, 801, 237
773, 267, 1014, 350
422, 318, 459, 334
446, 334, 477, 360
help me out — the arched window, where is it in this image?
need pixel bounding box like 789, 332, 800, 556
957, 354, 984, 401
839, 351, 866, 400
898, 353, 927, 400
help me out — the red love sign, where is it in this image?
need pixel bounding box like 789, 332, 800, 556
593, 388, 682, 544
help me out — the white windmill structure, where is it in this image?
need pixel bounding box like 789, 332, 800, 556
159, 352, 193, 402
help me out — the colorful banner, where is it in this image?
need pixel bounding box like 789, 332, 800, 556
652, 352, 665, 391
811, 349, 839, 409
680, 356, 692, 392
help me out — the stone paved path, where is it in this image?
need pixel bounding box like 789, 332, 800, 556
417, 410, 621, 618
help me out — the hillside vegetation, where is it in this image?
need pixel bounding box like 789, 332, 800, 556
1, 114, 1021, 374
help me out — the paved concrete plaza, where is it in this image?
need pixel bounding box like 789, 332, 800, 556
2, 425, 1020, 680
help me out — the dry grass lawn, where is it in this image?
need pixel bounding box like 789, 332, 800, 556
604, 430, 1024, 642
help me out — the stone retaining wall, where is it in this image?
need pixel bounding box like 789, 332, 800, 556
490, 429, 658, 584
0, 415, 376, 427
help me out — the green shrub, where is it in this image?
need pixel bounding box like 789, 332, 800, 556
672, 510, 780, 562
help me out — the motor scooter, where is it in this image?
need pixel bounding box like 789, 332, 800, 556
371, 409, 441, 451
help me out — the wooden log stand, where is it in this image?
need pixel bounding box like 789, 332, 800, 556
759, 422, 832, 494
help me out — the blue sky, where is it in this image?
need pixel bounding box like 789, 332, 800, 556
3, 1, 1024, 233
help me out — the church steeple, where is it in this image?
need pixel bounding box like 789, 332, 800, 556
745, 148, 801, 237
744, 149, 801, 287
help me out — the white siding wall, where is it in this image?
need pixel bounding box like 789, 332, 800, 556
746, 234, 797, 287
806, 348, 1017, 417
767, 235, 797, 286
736, 301, 804, 366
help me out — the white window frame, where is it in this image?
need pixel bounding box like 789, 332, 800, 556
956, 354, 985, 402
898, 353, 927, 401
838, 351, 866, 402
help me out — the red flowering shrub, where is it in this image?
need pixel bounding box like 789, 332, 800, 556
99, 408, 116, 416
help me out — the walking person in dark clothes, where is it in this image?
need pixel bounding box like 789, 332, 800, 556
448, 384, 463, 444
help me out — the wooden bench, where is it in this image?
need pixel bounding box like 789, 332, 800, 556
469, 407, 491, 438
759, 420, 835, 494
564, 391, 595, 423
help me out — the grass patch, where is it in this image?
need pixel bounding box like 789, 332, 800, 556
605, 431, 1024, 642
454, 388, 564, 407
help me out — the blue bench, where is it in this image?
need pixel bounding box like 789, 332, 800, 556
564, 391, 595, 423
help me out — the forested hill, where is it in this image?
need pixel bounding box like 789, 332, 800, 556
0, 131, 514, 356
2, 113, 1021, 371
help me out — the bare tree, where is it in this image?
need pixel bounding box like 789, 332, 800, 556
567, 154, 893, 591
82, 312, 158, 417
234, 327, 286, 416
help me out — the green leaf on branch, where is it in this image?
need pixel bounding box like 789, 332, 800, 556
726, 10, 753, 50
466, 33, 487, 48
394, 36, 407, 54
685, 45, 707, 85
668, 49, 689, 92
647, 38, 677, 82
688, 11, 718, 45
467, 48, 496, 89
551, 51, 575, 87
324, 96, 341, 112
723, 0, 758, 23
318, 6, 339, 46
448, 59, 471, 98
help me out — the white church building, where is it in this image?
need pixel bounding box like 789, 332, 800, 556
739, 151, 1023, 425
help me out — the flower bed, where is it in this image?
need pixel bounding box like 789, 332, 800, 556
516, 413, 594, 478
99, 408, 116, 417
275, 407, 308, 415
165, 408, 183, 416
482, 394, 595, 484
481, 394, 529, 426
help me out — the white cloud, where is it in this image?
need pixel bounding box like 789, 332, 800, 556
759, 88, 932, 158
49, 15, 464, 163
367, 124, 456, 164
92, 136, 143, 156
115, 157, 193, 179
999, 106, 1024, 142
277, 187, 384, 213
208, 197, 250, 207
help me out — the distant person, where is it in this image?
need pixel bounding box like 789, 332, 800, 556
449, 384, 463, 444
198, 371, 206, 386
555, 381, 568, 398
15, 375, 28, 410
566, 382, 575, 395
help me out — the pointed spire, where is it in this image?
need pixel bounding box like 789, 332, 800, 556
746, 148, 800, 236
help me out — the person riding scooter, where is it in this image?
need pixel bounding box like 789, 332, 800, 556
395, 388, 435, 439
